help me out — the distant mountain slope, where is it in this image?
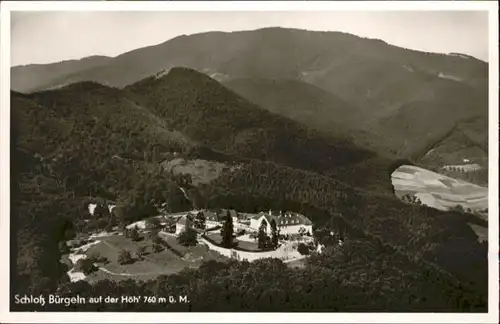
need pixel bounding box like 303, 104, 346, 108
125, 67, 375, 173
418, 116, 488, 186
13, 27, 487, 94
223, 77, 390, 151
11, 55, 112, 93
368, 76, 488, 157
11, 27, 488, 165
223, 78, 363, 132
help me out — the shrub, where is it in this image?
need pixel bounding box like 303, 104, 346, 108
127, 227, 140, 241
298, 243, 310, 255
178, 228, 198, 247
88, 251, 107, 263
148, 229, 160, 240
153, 243, 164, 253
58, 241, 69, 254
75, 258, 98, 275
136, 246, 146, 257
145, 217, 161, 230
97, 218, 109, 230
105, 224, 114, 233
153, 236, 163, 245
118, 250, 133, 265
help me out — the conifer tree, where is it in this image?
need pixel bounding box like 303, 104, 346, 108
221, 211, 234, 248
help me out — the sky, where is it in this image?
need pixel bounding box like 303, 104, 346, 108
10, 10, 489, 66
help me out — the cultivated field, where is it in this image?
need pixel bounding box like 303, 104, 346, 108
391, 165, 488, 216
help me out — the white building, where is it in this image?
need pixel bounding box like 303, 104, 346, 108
87, 202, 115, 217
249, 210, 313, 235
175, 213, 194, 235
201, 209, 243, 229
88, 203, 97, 216
202, 210, 221, 228
108, 204, 116, 214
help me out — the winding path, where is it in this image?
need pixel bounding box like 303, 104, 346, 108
97, 267, 174, 277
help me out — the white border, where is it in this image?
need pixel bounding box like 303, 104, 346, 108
1, 1, 498, 323
487, 4, 499, 320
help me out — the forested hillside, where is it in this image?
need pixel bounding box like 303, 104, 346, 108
12, 55, 112, 93
223, 78, 364, 133
11, 27, 489, 167
11, 88, 195, 294
10, 68, 488, 312
125, 68, 374, 173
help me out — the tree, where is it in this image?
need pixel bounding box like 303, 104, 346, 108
127, 227, 140, 241
112, 206, 126, 224
88, 251, 107, 264
75, 258, 98, 275
58, 241, 69, 254
118, 222, 126, 233
118, 250, 133, 265
194, 212, 206, 230
145, 217, 161, 230
137, 245, 146, 255
270, 219, 279, 249
74, 219, 87, 232
298, 226, 307, 236
136, 246, 146, 259
451, 205, 465, 213
86, 219, 99, 232
148, 228, 160, 240
97, 218, 109, 230
220, 212, 234, 248
153, 236, 163, 246
178, 228, 198, 247
258, 220, 269, 250
297, 243, 310, 255
93, 203, 110, 219
163, 218, 176, 233
105, 223, 114, 233
152, 243, 164, 253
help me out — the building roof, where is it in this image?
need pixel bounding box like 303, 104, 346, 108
202, 210, 219, 221
277, 212, 312, 226
203, 209, 240, 222
255, 211, 312, 227
176, 213, 194, 226
176, 216, 187, 226
227, 209, 238, 219
252, 210, 278, 219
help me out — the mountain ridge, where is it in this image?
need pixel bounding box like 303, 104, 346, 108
11, 65, 488, 311
11, 27, 488, 92
11, 27, 487, 169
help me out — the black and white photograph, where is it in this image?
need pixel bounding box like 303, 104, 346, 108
0, 1, 498, 323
